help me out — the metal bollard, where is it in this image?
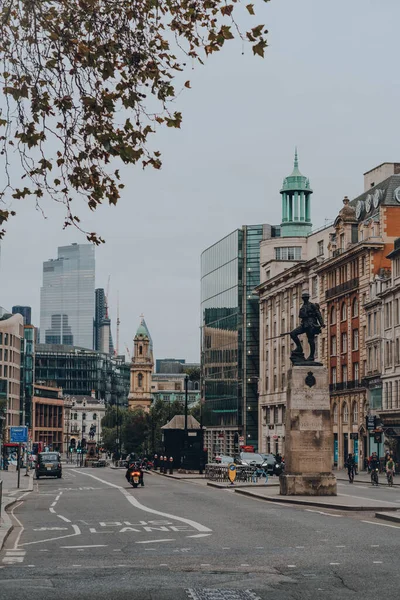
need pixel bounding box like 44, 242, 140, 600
160, 455, 165, 474
169, 456, 173, 475
154, 454, 158, 471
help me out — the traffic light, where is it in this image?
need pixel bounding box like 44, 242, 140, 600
77, 440, 81, 453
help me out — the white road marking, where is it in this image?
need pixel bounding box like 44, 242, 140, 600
296, 546, 305, 549
57, 515, 71, 523
373, 561, 383, 564
256, 546, 264, 549
371, 544, 380, 547
305, 509, 342, 518
33, 527, 68, 531
3, 556, 24, 563
200, 564, 211, 566
20, 524, 81, 546
27, 565, 35, 567
72, 564, 82, 567
113, 549, 122, 552
336, 545, 346, 548
136, 539, 175, 544
362, 520, 400, 529
39, 549, 49, 552
241, 563, 250, 566
287, 565, 296, 568
11, 502, 24, 550
60, 545, 107, 549
330, 563, 340, 565
76, 471, 212, 533
5, 551, 25, 555
49, 508, 56, 513
159, 563, 168, 566
339, 492, 399, 506
187, 533, 211, 538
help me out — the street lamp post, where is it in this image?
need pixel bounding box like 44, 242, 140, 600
182, 375, 189, 469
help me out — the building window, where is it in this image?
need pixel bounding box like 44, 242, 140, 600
333, 403, 338, 424
331, 366, 337, 384
73, 413, 77, 420
385, 303, 392, 329
331, 335, 337, 355
352, 298, 358, 317
312, 277, 318, 298
342, 365, 347, 383
395, 381, 399, 409
93, 413, 97, 420
273, 374, 277, 390
139, 345, 143, 355
352, 401, 358, 425
351, 224, 358, 244
82, 425, 86, 433
386, 341, 393, 366
352, 329, 359, 351
281, 373, 286, 388
343, 402, 349, 423
82, 413, 86, 421
353, 362, 359, 381
275, 247, 301, 260
395, 299, 400, 325
138, 373, 143, 387
396, 339, 400, 364
341, 332, 347, 353
341, 302, 347, 321
274, 406, 279, 424
265, 408, 270, 424
330, 306, 336, 325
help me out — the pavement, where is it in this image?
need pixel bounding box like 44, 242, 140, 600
1, 465, 400, 599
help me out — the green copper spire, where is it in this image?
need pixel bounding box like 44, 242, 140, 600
280, 149, 313, 238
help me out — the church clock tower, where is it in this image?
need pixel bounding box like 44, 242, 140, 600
280, 149, 313, 237
128, 316, 154, 412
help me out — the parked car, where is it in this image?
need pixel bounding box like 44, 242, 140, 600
36, 452, 62, 479
234, 452, 271, 471
215, 455, 234, 464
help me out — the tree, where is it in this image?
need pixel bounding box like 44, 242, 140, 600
185, 366, 200, 382
121, 408, 148, 455
0, 1, 269, 242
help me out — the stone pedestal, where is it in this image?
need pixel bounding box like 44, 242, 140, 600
280, 365, 337, 496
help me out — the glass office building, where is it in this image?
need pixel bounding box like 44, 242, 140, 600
40, 244, 95, 349
201, 225, 278, 458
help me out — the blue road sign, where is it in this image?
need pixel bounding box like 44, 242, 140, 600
10, 426, 28, 443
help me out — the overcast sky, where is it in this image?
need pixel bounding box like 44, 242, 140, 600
1, 0, 400, 361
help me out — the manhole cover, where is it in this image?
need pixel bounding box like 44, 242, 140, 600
186, 590, 261, 600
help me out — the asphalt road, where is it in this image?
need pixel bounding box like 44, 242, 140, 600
1, 466, 400, 600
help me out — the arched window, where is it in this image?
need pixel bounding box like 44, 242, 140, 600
352, 297, 358, 317
139, 345, 143, 355
73, 412, 77, 420
93, 413, 97, 420
330, 306, 336, 325
343, 402, 349, 423
82, 412, 86, 421
341, 302, 347, 321
138, 373, 143, 387
333, 404, 338, 424
352, 401, 358, 425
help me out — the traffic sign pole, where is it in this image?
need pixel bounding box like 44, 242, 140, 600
17, 443, 21, 489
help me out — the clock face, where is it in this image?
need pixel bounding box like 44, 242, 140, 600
356, 200, 364, 219
394, 186, 400, 203
373, 189, 381, 208
365, 194, 372, 213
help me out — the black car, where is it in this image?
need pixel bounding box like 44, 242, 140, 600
36, 452, 62, 479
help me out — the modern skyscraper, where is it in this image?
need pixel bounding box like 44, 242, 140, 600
201, 224, 280, 460
93, 288, 114, 355
40, 243, 95, 349
12, 306, 32, 325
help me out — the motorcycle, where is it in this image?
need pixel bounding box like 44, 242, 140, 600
371, 468, 379, 486
129, 469, 142, 488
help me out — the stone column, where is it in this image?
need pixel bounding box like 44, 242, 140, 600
280, 365, 337, 496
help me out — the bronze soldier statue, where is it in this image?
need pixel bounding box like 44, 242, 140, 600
290, 291, 325, 363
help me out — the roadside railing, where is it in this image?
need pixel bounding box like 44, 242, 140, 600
205, 463, 257, 483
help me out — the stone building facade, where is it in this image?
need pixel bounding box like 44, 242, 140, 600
0, 310, 24, 435
257, 153, 333, 455
64, 393, 106, 452
316, 165, 400, 469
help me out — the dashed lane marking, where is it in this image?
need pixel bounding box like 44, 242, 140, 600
60, 545, 107, 549
186, 591, 261, 600
330, 563, 340, 565
362, 520, 400, 529
136, 539, 175, 544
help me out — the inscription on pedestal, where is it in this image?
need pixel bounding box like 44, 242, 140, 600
299, 414, 323, 431
291, 389, 329, 411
